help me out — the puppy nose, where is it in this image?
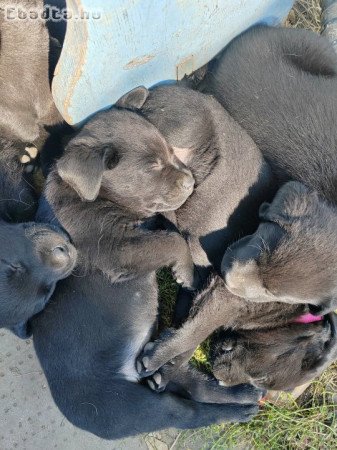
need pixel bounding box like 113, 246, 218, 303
49, 244, 72, 270
179, 174, 195, 190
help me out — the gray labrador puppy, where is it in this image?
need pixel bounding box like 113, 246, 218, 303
0, 143, 77, 337
134, 86, 337, 391
202, 25, 337, 313
31, 94, 262, 438
0, 1, 77, 337
0, 1, 63, 148
44, 89, 199, 287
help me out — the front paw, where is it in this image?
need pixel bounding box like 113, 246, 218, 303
136, 330, 177, 377
19, 145, 39, 173
173, 264, 200, 290
146, 358, 180, 393
147, 371, 167, 393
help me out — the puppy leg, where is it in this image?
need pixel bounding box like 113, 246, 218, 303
50, 378, 259, 439
137, 277, 247, 376
173, 287, 195, 326
116, 231, 200, 289
166, 363, 263, 405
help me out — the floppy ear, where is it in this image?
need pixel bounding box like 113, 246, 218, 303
11, 321, 32, 339
57, 144, 107, 201
116, 86, 149, 110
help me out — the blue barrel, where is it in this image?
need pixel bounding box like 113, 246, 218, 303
52, 0, 294, 126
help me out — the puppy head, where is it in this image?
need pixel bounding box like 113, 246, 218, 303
57, 87, 195, 216
0, 221, 77, 337
211, 313, 337, 391
222, 182, 337, 312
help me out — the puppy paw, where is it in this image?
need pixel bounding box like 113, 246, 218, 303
172, 263, 199, 290
20, 146, 38, 173
137, 329, 178, 377
233, 404, 259, 423
219, 383, 265, 405
147, 372, 167, 393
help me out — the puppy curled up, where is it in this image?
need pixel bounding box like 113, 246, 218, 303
132, 85, 337, 392
202, 25, 337, 313
45, 88, 199, 288
31, 91, 263, 439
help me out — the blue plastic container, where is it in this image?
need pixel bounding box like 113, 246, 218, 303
52, 0, 294, 126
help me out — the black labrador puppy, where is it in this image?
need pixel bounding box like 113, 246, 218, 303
134, 86, 337, 391
139, 85, 274, 274
31, 94, 261, 439
202, 25, 337, 313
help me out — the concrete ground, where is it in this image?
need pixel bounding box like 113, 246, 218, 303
0, 329, 180, 450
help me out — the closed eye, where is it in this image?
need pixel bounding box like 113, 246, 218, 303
0, 259, 25, 275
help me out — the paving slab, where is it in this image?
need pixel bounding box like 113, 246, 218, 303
0, 329, 178, 450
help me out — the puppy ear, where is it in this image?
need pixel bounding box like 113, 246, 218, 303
116, 86, 149, 110
259, 181, 310, 225
11, 321, 32, 339
57, 144, 107, 201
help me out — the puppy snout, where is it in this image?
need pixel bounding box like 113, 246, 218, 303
51, 244, 71, 269
39, 237, 77, 274
178, 173, 195, 191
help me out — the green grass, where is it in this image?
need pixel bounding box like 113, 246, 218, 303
156, 269, 212, 371
156, 267, 337, 449
175, 365, 337, 450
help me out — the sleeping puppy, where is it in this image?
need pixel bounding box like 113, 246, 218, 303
31, 94, 262, 439
0, 0, 64, 217
0, 2, 76, 337
0, 0, 63, 214
137, 275, 337, 393
44, 88, 199, 288
134, 86, 337, 391
202, 25, 337, 313
0, 145, 77, 338
211, 309, 337, 391
138, 85, 274, 274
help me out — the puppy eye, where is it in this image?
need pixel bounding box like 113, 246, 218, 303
105, 150, 120, 170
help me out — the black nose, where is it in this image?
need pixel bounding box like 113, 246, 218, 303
49, 244, 71, 270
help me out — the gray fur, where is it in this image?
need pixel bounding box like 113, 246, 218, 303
31, 99, 262, 438
202, 25, 337, 312
136, 85, 337, 391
